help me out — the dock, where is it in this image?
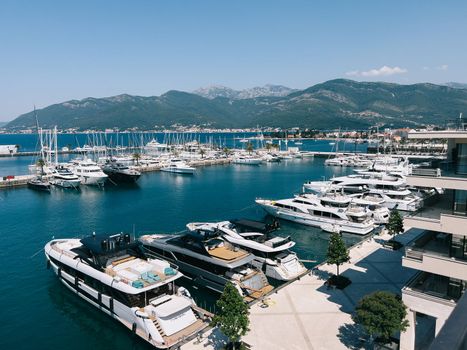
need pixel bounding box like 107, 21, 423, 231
0, 158, 232, 190
0, 175, 34, 189
182, 229, 423, 350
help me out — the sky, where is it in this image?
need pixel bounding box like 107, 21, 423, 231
0, 0, 466, 121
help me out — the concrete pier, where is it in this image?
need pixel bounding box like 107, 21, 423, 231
182, 229, 424, 350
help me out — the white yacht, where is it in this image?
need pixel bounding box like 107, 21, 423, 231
304, 173, 422, 211
299, 192, 390, 224
45, 233, 210, 349
70, 158, 108, 186
161, 159, 195, 174
232, 156, 263, 165
50, 165, 81, 189
140, 231, 273, 302
256, 193, 375, 235
186, 220, 307, 281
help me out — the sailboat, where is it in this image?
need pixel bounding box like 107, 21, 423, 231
28, 108, 51, 192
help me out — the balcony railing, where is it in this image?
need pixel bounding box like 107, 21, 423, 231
403, 272, 462, 306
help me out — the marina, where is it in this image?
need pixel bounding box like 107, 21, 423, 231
0, 133, 446, 349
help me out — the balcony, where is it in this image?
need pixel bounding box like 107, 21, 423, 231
403, 231, 467, 280
403, 271, 463, 306
403, 191, 467, 236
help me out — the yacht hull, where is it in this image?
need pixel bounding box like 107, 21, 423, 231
104, 170, 141, 183
161, 168, 195, 174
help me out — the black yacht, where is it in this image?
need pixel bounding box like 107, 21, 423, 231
102, 159, 141, 183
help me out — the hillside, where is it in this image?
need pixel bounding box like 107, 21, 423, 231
7, 79, 467, 130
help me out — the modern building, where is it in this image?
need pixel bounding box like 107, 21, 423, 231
400, 129, 467, 350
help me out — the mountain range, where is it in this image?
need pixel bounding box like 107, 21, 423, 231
192, 84, 297, 99
6, 79, 467, 130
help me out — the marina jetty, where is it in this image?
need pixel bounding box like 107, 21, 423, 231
183, 229, 423, 350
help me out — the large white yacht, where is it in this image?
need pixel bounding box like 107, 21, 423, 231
256, 193, 376, 235
161, 159, 195, 174
303, 173, 422, 211
50, 165, 81, 189
70, 158, 108, 186
186, 219, 307, 281
45, 233, 210, 349
140, 230, 273, 302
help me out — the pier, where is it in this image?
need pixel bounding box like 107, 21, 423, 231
182, 229, 424, 350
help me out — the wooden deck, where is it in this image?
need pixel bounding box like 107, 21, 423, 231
208, 246, 247, 261
164, 318, 209, 347
244, 285, 274, 303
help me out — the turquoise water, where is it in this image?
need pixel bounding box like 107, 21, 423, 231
0, 138, 365, 350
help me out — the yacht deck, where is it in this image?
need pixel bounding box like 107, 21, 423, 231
207, 246, 248, 261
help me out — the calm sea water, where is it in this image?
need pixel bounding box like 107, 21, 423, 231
0, 136, 367, 350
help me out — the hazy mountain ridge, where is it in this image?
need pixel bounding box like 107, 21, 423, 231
7, 79, 467, 130
193, 84, 298, 99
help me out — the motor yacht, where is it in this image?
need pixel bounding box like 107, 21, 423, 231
103, 160, 141, 183
299, 192, 390, 224
139, 231, 273, 302
161, 159, 195, 174
27, 176, 51, 191
70, 158, 108, 186
45, 233, 210, 349
50, 165, 81, 189
186, 219, 307, 281
256, 193, 375, 235
303, 173, 422, 211
232, 156, 262, 165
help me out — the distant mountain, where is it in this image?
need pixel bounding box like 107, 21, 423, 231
193, 84, 297, 99
445, 82, 467, 90
0, 121, 8, 127
7, 79, 467, 130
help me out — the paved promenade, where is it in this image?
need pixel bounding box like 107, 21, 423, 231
184, 229, 422, 350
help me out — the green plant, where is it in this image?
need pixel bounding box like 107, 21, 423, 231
36, 158, 45, 175
133, 152, 141, 166
353, 291, 409, 343
387, 210, 404, 235
326, 232, 350, 276
246, 142, 254, 154
211, 283, 249, 349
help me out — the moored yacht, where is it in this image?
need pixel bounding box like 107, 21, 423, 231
232, 155, 263, 165
161, 159, 195, 174
303, 173, 422, 211
50, 165, 81, 189
70, 158, 108, 186
187, 219, 307, 281
139, 230, 273, 302
27, 176, 51, 191
45, 233, 210, 349
102, 160, 141, 183
256, 193, 375, 235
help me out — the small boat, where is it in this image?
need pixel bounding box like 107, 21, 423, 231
161, 159, 195, 174
27, 177, 51, 191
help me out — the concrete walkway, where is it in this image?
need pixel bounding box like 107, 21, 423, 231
183, 231, 421, 350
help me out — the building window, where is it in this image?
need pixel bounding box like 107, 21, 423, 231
456, 144, 467, 175
453, 190, 467, 215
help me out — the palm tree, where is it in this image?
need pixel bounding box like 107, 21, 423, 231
199, 148, 206, 159
36, 158, 46, 176
133, 152, 141, 166
265, 143, 272, 151
223, 147, 231, 157
246, 142, 254, 155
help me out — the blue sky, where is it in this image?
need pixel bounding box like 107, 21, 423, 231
1, 0, 466, 121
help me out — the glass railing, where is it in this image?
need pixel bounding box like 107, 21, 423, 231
404, 272, 463, 304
